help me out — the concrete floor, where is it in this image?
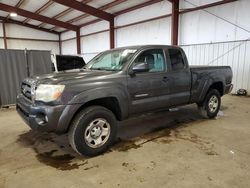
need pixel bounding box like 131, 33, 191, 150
0, 95, 250, 188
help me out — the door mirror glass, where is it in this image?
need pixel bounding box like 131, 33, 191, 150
132, 62, 150, 73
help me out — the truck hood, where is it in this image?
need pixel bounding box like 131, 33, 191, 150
32, 70, 114, 85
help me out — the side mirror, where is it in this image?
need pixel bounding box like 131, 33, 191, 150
131, 62, 149, 73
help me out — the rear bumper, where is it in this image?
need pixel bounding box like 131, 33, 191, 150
225, 84, 233, 94
16, 94, 67, 132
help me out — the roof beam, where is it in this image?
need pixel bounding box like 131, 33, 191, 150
0, 16, 59, 34
23, 0, 54, 24
180, 0, 238, 14
68, 0, 127, 24
0, 3, 78, 31
50, 0, 127, 31
78, 19, 102, 28
37, 0, 93, 28
115, 0, 164, 16
51, 0, 114, 21
76, 0, 164, 28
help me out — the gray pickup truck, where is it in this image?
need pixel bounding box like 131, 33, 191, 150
17, 45, 233, 156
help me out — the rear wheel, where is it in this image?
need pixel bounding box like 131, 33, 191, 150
198, 89, 221, 119
68, 106, 117, 156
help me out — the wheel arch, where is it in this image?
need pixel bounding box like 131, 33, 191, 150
198, 79, 225, 103
57, 96, 123, 133
72, 97, 122, 121
56, 86, 129, 133
209, 82, 224, 96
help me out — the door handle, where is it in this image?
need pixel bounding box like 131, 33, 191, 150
162, 76, 169, 82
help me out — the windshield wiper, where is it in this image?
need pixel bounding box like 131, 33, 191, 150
90, 67, 114, 71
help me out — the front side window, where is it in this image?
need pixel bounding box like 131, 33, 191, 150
86, 49, 137, 71
169, 49, 185, 71
134, 49, 166, 73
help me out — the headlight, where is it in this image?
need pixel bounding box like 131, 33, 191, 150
35, 84, 65, 102
30, 84, 36, 102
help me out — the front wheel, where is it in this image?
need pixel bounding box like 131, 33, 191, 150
68, 106, 117, 156
198, 89, 221, 119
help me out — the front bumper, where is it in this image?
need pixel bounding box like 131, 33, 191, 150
16, 93, 67, 132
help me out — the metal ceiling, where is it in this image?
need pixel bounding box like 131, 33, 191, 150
0, 0, 239, 53
0, 0, 160, 34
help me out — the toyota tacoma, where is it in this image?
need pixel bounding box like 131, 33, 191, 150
16, 45, 233, 156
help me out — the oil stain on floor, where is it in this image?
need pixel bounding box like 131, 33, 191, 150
112, 115, 217, 156
35, 149, 88, 171
112, 127, 217, 156
16, 131, 89, 171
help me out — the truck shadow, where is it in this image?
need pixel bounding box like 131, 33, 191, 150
118, 104, 202, 139
16, 104, 212, 170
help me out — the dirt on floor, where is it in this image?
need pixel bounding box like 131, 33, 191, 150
0, 95, 250, 188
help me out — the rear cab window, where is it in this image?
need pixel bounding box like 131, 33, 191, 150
168, 48, 185, 71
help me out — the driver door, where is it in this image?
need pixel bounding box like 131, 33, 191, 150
127, 48, 171, 114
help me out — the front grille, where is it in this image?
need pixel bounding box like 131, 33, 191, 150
21, 82, 32, 100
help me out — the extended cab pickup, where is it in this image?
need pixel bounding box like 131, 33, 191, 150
16, 45, 233, 156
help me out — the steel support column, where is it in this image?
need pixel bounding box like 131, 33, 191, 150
76, 28, 81, 54
109, 19, 115, 49
59, 33, 62, 55
2, 22, 7, 49
171, 0, 179, 45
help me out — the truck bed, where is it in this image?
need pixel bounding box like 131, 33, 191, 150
189, 65, 233, 103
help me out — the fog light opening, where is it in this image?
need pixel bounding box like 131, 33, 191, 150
35, 113, 48, 126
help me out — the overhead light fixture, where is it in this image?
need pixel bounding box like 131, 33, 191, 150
10, 12, 17, 17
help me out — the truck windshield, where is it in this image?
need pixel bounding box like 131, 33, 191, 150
86, 49, 137, 71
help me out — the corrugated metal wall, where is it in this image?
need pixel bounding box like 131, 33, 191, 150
0, 49, 52, 106
181, 39, 250, 94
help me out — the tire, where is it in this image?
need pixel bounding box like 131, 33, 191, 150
68, 106, 117, 156
198, 89, 221, 119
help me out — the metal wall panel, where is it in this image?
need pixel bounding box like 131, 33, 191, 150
0, 49, 27, 106
0, 49, 52, 106
181, 39, 250, 94
27, 50, 52, 76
